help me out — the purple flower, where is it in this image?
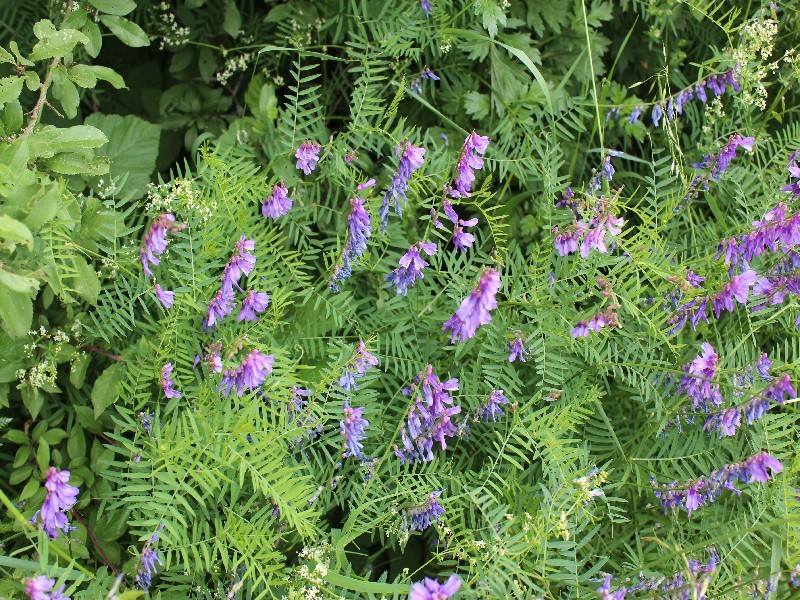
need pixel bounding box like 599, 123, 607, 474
204, 341, 223, 374
341, 400, 368, 458
224, 236, 257, 288
421, 0, 431, 17
442, 200, 479, 253
450, 131, 489, 198
783, 157, 800, 198
404, 490, 445, 531
33, 467, 79, 539
331, 197, 372, 291
205, 287, 235, 330
262, 182, 292, 219
357, 178, 376, 191
154, 283, 174, 309
597, 575, 627, 600
571, 309, 621, 338
385, 241, 437, 295
762, 373, 796, 403
238, 290, 270, 322
653, 451, 782, 515
712, 269, 757, 317
25, 576, 69, 600
410, 575, 461, 600
476, 389, 508, 422
140, 213, 185, 277
629, 105, 642, 124
443, 268, 501, 343
379, 142, 426, 232
219, 349, 274, 397
703, 407, 742, 437
678, 343, 721, 410
295, 140, 321, 175
339, 341, 379, 390
394, 365, 462, 464
652, 103, 663, 127
508, 334, 528, 362
135, 546, 162, 591
161, 362, 181, 399
685, 135, 755, 207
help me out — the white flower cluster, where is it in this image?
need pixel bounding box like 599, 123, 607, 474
281, 545, 334, 600
217, 52, 254, 86
732, 17, 779, 110
146, 178, 215, 223
151, 2, 191, 50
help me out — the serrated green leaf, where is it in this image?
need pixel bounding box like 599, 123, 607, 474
89, 0, 137, 15
223, 2, 242, 38
29, 21, 90, 61
0, 77, 24, 109
0, 214, 33, 250
82, 20, 102, 57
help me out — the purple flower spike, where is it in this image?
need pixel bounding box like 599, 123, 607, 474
508, 334, 528, 362
385, 241, 437, 295
421, 0, 431, 18
33, 467, 79, 539
262, 182, 292, 219
154, 283, 174, 309
25, 576, 70, 600
339, 341, 379, 390
205, 287, 235, 330
331, 197, 372, 291
410, 575, 461, 600
238, 290, 270, 322
450, 131, 489, 198
219, 349, 274, 397
295, 140, 321, 175
341, 400, 369, 458
597, 575, 627, 600
783, 157, 800, 198
395, 365, 462, 464
135, 546, 163, 591
653, 451, 782, 516
379, 142, 426, 233
442, 199, 479, 252
224, 236, 257, 287
712, 269, 757, 317
404, 490, 445, 532
443, 268, 501, 343
140, 213, 185, 277
161, 362, 181, 399
476, 389, 509, 422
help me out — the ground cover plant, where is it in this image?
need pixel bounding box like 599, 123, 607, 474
1, 0, 800, 598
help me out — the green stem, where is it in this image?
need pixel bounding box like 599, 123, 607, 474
0, 487, 95, 579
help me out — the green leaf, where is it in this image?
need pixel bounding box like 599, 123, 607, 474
2, 99, 24, 133
67, 425, 86, 459
82, 21, 103, 57
0, 77, 24, 109
473, 0, 507, 38
36, 439, 50, 473
89, 0, 137, 15
91, 363, 123, 418
0, 285, 32, 337
43, 152, 110, 176
223, 2, 242, 38
3, 429, 28, 444
52, 78, 80, 119
73, 255, 101, 303
29, 21, 90, 61
0, 214, 33, 250
99, 15, 150, 48
28, 125, 108, 159
69, 65, 126, 90
70, 353, 90, 389
464, 91, 491, 120
0, 269, 39, 294
85, 113, 161, 198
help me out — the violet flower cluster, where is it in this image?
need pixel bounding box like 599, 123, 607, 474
682, 134, 755, 205
433, 199, 479, 253
287, 387, 323, 447
571, 278, 622, 338
410, 67, 439, 95
331, 196, 372, 292
410, 575, 461, 600
598, 549, 718, 599
218, 349, 274, 397
475, 389, 509, 422
783, 153, 800, 198
25, 576, 69, 600
262, 181, 292, 219
394, 365, 462, 464
385, 241, 437, 295
205, 237, 269, 329
403, 490, 445, 532
379, 142, 426, 232
160, 362, 181, 399
652, 451, 783, 516
30, 467, 79, 539
443, 268, 501, 343
338, 341, 379, 391
508, 333, 528, 362
449, 131, 489, 198
606, 68, 740, 127
295, 140, 321, 175
238, 289, 270, 322
140, 213, 185, 278
154, 283, 174, 309
716, 202, 800, 267
341, 400, 368, 458
135, 526, 164, 591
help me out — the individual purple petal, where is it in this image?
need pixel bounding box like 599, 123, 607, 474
154, 283, 174, 309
